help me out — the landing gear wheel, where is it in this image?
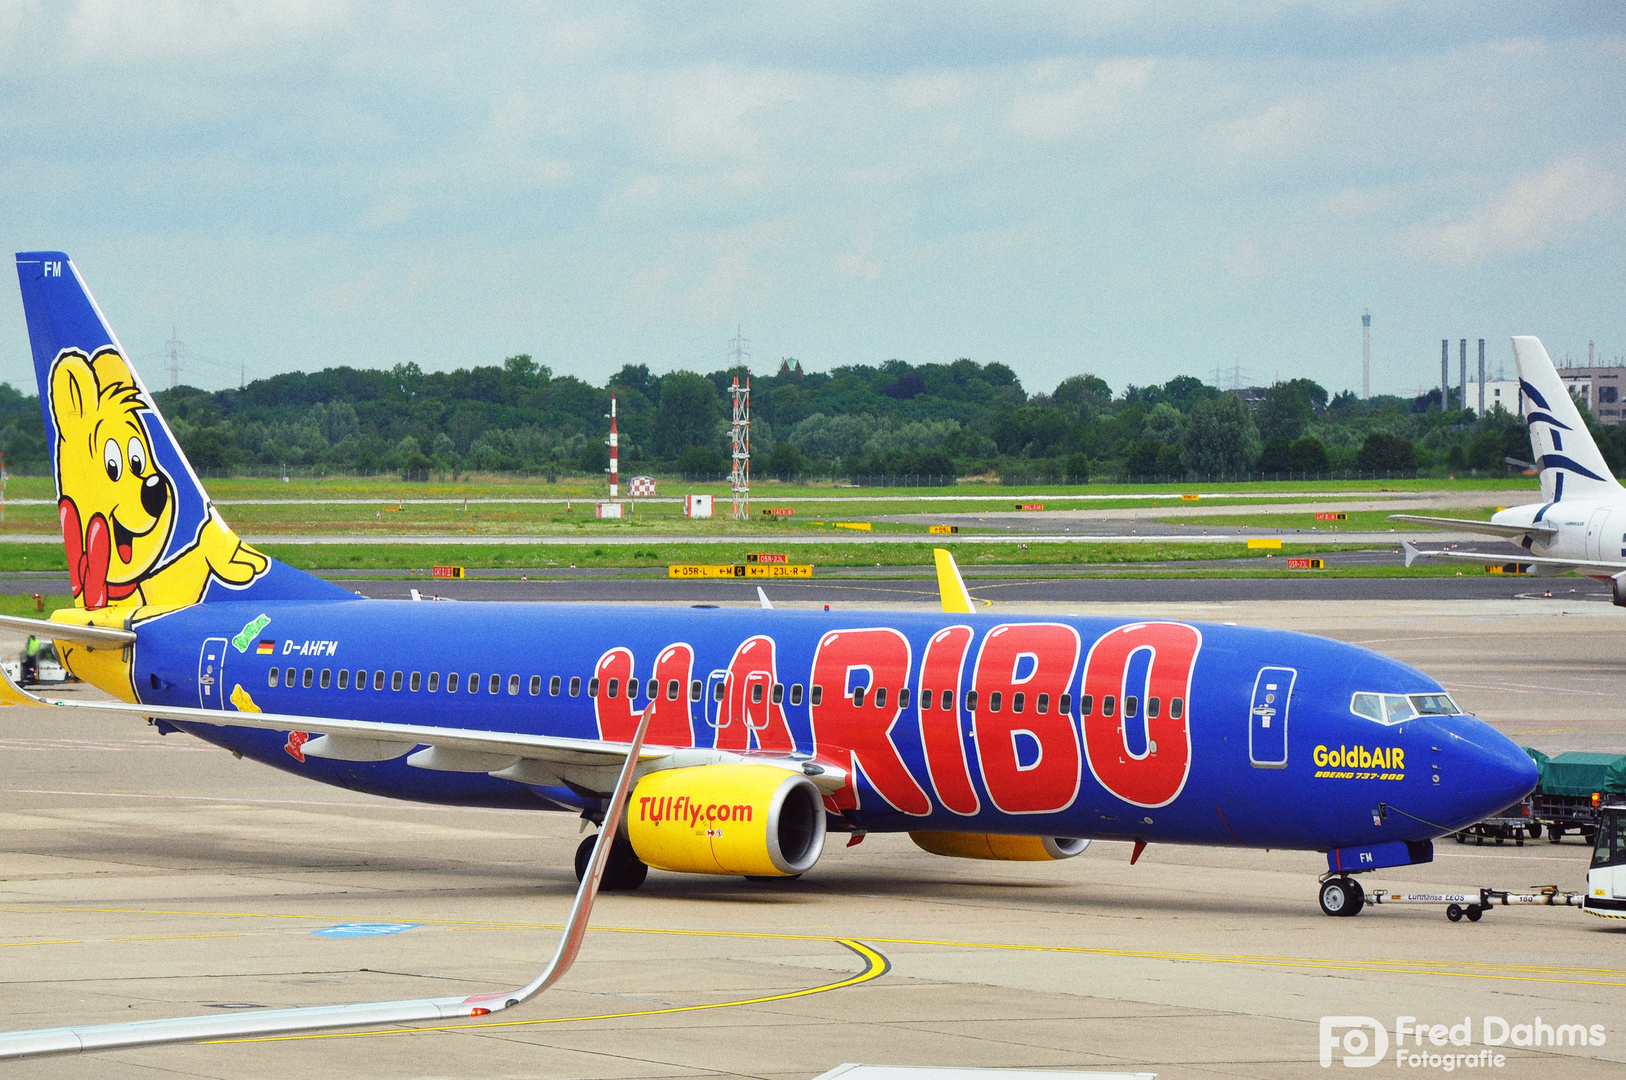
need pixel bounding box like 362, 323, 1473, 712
574, 833, 649, 891
1446, 903, 1464, 922
1319, 878, 1361, 917
1466, 906, 1483, 922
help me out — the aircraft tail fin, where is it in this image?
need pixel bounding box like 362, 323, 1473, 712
14, 252, 354, 610
1512, 335, 1625, 505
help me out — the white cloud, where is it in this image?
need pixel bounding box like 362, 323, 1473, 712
1004, 57, 1153, 143
1405, 157, 1619, 264
1212, 97, 1326, 166
64, 0, 345, 60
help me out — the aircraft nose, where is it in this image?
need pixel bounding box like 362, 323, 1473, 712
1435, 717, 1538, 827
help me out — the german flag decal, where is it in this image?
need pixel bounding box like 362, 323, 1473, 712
256, 640, 276, 655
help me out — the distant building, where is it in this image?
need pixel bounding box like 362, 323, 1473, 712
1237, 386, 1268, 408
1555, 366, 1626, 425
1465, 379, 1523, 418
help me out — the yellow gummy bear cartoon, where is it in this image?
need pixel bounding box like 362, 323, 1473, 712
50, 346, 269, 610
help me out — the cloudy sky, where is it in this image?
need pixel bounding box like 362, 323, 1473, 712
1, 2, 1622, 399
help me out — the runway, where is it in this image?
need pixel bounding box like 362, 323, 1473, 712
0, 599, 1620, 1078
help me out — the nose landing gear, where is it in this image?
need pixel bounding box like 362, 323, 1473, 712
1318, 877, 1365, 916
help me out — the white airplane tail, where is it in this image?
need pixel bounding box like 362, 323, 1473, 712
1512, 335, 1624, 504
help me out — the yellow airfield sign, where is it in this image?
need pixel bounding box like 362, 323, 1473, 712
669, 564, 813, 579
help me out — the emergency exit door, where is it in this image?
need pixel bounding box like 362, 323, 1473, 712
199, 637, 228, 710
1249, 666, 1295, 768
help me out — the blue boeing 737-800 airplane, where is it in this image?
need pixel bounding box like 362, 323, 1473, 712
6, 251, 1535, 923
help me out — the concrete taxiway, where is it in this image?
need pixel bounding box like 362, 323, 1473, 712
0, 598, 1620, 1079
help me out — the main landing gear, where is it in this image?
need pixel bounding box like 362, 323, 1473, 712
1318, 877, 1365, 917
575, 833, 648, 892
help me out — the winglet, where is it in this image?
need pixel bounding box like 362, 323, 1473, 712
1401, 540, 1425, 568
933, 548, 975, 613
0, 659, 47, 709
756, 586, 772, 609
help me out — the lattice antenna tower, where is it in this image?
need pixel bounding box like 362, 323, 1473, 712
730, 376, 750, 520
165, 327, 184, 390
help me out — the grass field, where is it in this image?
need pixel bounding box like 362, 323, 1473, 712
0, 474, 1538, 538
1154, 508, 1503, 532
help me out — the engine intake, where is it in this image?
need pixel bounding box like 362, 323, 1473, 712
627, 764, 826, 877
909, 831, 1089, 861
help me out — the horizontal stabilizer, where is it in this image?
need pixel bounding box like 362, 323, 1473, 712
1401, 541, 1624, 575
0, 613, 134, 647
1388, 514, 1556, 539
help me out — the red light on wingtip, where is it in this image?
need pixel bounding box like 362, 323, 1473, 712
470, 1007, 490, 1016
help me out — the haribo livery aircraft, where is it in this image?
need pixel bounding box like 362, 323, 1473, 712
7, 252, 1535, 926
1398, 336, 1626, 598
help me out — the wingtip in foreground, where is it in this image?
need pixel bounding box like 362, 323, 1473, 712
0, 695, 656, 1061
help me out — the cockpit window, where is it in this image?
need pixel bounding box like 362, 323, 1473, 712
1350, 693, 1382, 722
1350, 692, 1459, 724
1383, 695, 1418, 724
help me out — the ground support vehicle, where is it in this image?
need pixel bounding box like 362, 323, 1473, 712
1365, 885, 1581, 922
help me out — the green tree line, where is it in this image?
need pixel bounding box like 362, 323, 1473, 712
0, 355, 1593, 481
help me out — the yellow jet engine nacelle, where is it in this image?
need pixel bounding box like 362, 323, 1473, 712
627, 764, 826, 877
909, 831, 1090, 861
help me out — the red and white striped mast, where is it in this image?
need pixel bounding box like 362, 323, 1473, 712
606, 396, 619, 500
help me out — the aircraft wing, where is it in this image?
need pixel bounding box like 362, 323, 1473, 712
0, 669, 844, 795
1400, 539, 1626, 575
1388, 514, 1557, 539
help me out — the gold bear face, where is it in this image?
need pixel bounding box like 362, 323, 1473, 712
50, 348, 176, 594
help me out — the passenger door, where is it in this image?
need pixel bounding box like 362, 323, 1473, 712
198, 637, 228, 711
1248, 666, 1295, 768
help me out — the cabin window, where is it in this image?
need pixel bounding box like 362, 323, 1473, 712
874, 687, 887, 709
467, 673, 479, 693
851, 686, 866, 707
689, 679, 702, 701
965, 691, 978, 710
1146, 697, 1160, 718
355, 669, 366, 690
941, 689, 953, 711
810, 685, 823, 706
568, 676, 580, 697
509, 675, 521, 695
529, 675, 541, 696
447, 672, 460, 693
391, 671, 403, 691
1078, 694, 1092, 716
428, 672, 439, 693
1011, 692, 1025, 714
988, 691, 1002, 712
712, 682, 724, 702
410, 672, 422, 692
373, 670, 385, 691
608, 678, 620, 699
789, 683, 803, 706
1036, 693, 1049, 714
1169, 697, 1183, 719
489, 674, 501, 695
267, 668, 279, 687
666, 679, 680, 701
302, 668, 314, 689
920, 688, 933, 710
285, 667, 296, 687
771, 683, 784, 704
1124, 696, 1139, 718
319, 669, 331, 689
337, 668, 349, 690
1059, 693, 1072, 715
550, 676, 561, 696
751, 683, 762, 704
898, 687, 911, 709
588, 677, 599, 697
1102, 695, 1116, 717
